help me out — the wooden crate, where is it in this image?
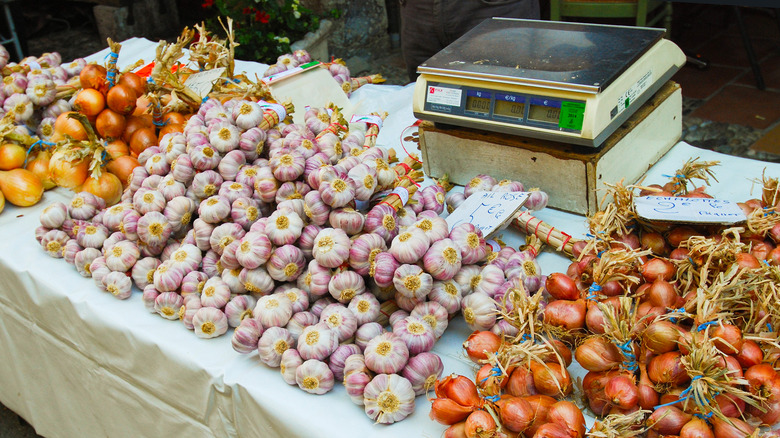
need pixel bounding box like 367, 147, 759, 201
418, 81, 682, 215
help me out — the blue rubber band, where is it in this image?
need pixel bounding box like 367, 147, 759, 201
696, 321, 718, 332
22, 140, 56, 167
585, 233, 595, 238
483, 395, 500, 403
768, 323, 773, 332
597, 250, 605, 258
615, 340, 638, 373
669, 307, 686, 324
653, 376, 703, 410
147, 77, 156, 84
202, 96, 210, 103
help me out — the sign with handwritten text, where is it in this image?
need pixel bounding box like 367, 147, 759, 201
184, 67, 226, 99
445, 191, 530, 238
634, 196, 747, 224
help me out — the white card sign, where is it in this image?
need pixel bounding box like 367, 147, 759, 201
445, 191, 530, 238
183, 67, 226, 99
634, 196, 747, 224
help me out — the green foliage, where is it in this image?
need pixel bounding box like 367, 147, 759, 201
202, 0, 320, 64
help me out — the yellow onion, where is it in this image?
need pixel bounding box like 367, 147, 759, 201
463, 410, 495, 438
52, 111, 89, 142
106, 154, 139, 189
648, 405, 691, 435
463, 330, 503, 363
495, 396, 533, 433
711, 416, 755, 438
80, 171, 122, 206
48, 149, 88, 189
642, 320, 681, 354
429, 397, 473, 425
529, 361, 572, 397
117, 72, 146, 97
0, 169, 44, 207
0, 142, 26, 170
574, 336, 622, 372
95, 108, 126, 139
73, 88, 106, 116
679, 417, 714, 438
25, 150, 56, 190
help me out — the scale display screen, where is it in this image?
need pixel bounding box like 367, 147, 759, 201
423, 82, 583, 132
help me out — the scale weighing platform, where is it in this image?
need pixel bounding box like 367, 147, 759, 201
412, 18, 686, 147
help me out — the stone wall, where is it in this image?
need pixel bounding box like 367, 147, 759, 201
301, 0, 390, 60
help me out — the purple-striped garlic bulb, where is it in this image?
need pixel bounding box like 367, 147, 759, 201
231, 101, 262, 130
76, 223, 108, 249
392, 316, 435, 355
255, 293, 294, 328
464, 174, 498, 198
193, 307, 229, 339
171, 154, 195, 185
286, 311, 319, 343
454, 264, 482, 296
347, 293, 381, 326
395, 206, 417, 228
275, 181, 310, 204
240, 266, 275, 297
329, 344, 362, 382
394, 292, 424, 313
181, 295, 204, 330
209, 121, 240, 154
302, 190, 330, 226
141, 285, 160, 313
235, 231, 272, 270
347, 163, 378, 201
422, 238, 462, 281
327, 269, 366, 304
329, 208, 365, 236
153, 260, 186, 292
258, 327, 295, 367
270, 150, 306, 182
89, 256, 109, 290
209, 222, 245, 255
103, 271, 133, 300
190, 144, 221, 171
4, 93, 33, 122
525, 188, 549, 211
428, 280, 462, 315
317, 132, 344, 164
312, 227, 350, 268
296, 359, 335, 395
266, 208, 304, 246
279, 287, 307, 314
370, 251, 399, 288
145, 153, 170, 176
389, 227, 430, 264
461, 292, 497, 331
26, 77, 56, 106
280, 348, 303, 385
320, 302, 359, 343
232, 317, 264, 354
158, 175, 186, 202
201, 250, 221, 277
364, 332, 409, 375
492, 179, 524, 192
356, 323, 385, 352
318, 168, 355, 208
74, 248, 101, 278
155, 291, 184, 320
231, 197, 261, 231
421, 184, 446, 214
402, 352, 444, 396
300, 260, 332, 298
348, 233, 386, 276
62, 239, 82, 265
344, 362, 373, 405
393, 264, 433, 300
69, 191, 102, 220
191, 170, 223, 200
200, 277, 231, 309
410, 301, 449, 339
218, 181, 252, 204
219, 241, 241, 271
133, 189, 166, 215
181, 270, 208, 296
105, 239, 140, 272
198, 195, 231, 224
449, 223, 488, 265
222, 266, 246, 295
217, 150, 246, 182
297, 322, 339, 361
474, 264, 506, 297
266, 244, 306, 282
445, 191, 466, 213
363, 204, 398, 244
362, 374, 416, 424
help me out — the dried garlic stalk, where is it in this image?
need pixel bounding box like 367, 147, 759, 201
665, 157, 720, 196
586, 409, 649, 438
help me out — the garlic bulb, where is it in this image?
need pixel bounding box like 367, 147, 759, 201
285, 311, 319, 342
68, 192, 102, 220
89, 256, 109, 290
209, 222, 245, 255
192, 218, 215, 252
318, 169, 355, 208
142, 285, 160, 313
525, 188, 549, 211
232, 100, 262, 130
329, 343, 362, 381
303, 190, 332, 228
319, 303, 359, 343
181, 270, 208, 296
295, 359, 335, 395
102, 203, 132, 232
219, 240, 241, 271
171, 154, 195, 185
192, 307, 229, 339
348, 233, 387, 276
217, 150, 246, 182
254, 293, 293, 328
474, 264, 506, 297
168, 243, 202, 272
464, 174, 498, 197
270, 151, 306, 182
395, 206, 417, 228
76, 223, 109, 249
275, 181, 311, 204
257, 327, 295, 367
153, 260, 186, 292
409, 301, 447, 338
363, 204, 398, 244
200, 277, 231, 309
145, 153, 170, 176
266, 208, 304, 246
454, 264, 482, 296
198, 195, 231, 224
394, 292, 425, 313
158, 176, 187, 202
219, 181, 253, 204
231, 197, 261, 231
347, 293, 381, 326
301, 259, 332, 298
267, 244, 306, 282
282, 287, 309, 314
356, 322, 385, 352
446, 191, 465, 213
345, 367, 373, 406
280, 348, 303, 385
297, 224, 322, 259
393, 264, 433, 300
155, 292, 184, 320
370, 251, 400, 288
180, 294, 203, 330
297, 322, 339, 361
235, 231, 271, 270
202, 250, 220, 277
364, 332, 409, 374
363, 373, 415, 424
133, 189, 166, 215
461, 292, 498, 331
402, 352, 444, 396
105, 240, 140, 272
347, 163, 377, 201
240, 266, 275, 296
328, 208, 365, 236
393, 316, 436, 355
312, 227, 350, 268
421, 184, 446, 214
74, 248, 101, 278
449, 223, 488, 264
209, 122, 240, 154
229, 314, 262, 354
389, 227, 430, 264
103, 271, 133, 300
253, 166, 279, 204
137, 211, 172, 247
39, 202, 68, 229
328, 269, 366, 304
190, 170, 223, 200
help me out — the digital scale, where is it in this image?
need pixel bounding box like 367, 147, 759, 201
412, 18, 686, 147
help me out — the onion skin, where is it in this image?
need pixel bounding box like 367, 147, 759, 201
80, 64, 108, 93
547, 400, 585, 438
637, 363, 659, 409
679, 417, 714, 438
710, 323, 742, 355
104, 139, 129, 160
105, 155, 138, 189
648, 351, 689, 385
710, 416, 755, 438
523, 394, 556, 436
640, 258, 676, 282
0, 142, 26, 170
73, 88, 106, 116
505, 366, 537, 397
642, 320, 681, 354
531, 422, 573, 438
735, 252, 761, 270
641, 231, 670, 256
648, 405, 691, 435
574, 336, 621, 372
25, 151, 56, 190
435, 375, 482, 408
0, 169, 44, 207
429, 397, 473, 425
463, 330, 503, 363
666, 226, 701, 247
464, 410, 495, 438
123, 114, 154, 144
106, 83, 137, 115
735, 339, 763, 369
117, 72, 146, 97
745, 363, 780, 401
129, 127, 158, 157
444, 422, 468, 438
96, 108, 126, 139
48, 149, 88, 189
545, 273, 580, 300
543, 299, 586, 330
80, 171, 122, 206
496, 396, 533, 433
528, 361, 572, 397
647, 278, 678, 308
53, 111, 89, 141
604, 374, 639, 409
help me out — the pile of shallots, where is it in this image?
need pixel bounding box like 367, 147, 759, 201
34, 93, 550, 424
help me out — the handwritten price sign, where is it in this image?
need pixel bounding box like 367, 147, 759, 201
634, 196, 747, 224
445, 191, 530, 238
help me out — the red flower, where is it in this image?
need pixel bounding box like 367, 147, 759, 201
256, 10, 270, 23
201, 0, 213, 7
242, 7, 252, 14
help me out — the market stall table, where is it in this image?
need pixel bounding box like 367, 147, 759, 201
0, 38, 778, 438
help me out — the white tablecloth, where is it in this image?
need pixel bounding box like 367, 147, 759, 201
1, 38, 778, 438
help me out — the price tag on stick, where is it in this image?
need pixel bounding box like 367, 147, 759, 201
634, 196, 747, 224
445, 191, 530, 238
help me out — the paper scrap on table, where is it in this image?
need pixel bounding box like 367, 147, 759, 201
445, 191, 530, 239
184, 67, 226, 99
634, 196, 747, 224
